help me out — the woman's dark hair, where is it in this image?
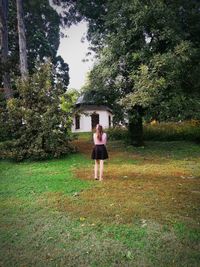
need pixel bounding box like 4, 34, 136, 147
96, 124, 103, 141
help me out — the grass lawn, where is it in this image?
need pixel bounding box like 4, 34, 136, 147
0, 134, 200, 266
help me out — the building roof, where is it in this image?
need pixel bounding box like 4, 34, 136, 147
76, 94, 93, 105
75, 105, 113, 114
75, 94, 113, 113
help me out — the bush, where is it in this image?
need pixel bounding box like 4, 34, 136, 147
106, 121, 200, 143
0, 89, 11, 142
144, 121, 200, 142
106, 127, 129, 141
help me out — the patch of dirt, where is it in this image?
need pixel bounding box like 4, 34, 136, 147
45, 138, 200, 227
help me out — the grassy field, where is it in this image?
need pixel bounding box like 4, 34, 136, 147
0, 134, 200, 266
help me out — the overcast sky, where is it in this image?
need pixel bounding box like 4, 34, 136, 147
57, 22, 94, 90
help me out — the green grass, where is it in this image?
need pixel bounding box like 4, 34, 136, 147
0, 138, 200, 267
0, 154, 93, 199
73, 131, 92, 141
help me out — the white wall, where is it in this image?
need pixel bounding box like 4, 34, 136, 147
72, 109, 113, 133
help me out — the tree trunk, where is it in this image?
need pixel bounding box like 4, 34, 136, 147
128, 106, 144, 146
16, 0, 28, 79
0, 0, 13, 99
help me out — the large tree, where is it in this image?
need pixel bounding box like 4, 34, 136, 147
0, 0, 69, 91
55, 0, 200, 145
16, 0, 28, 79
0, 0, 13, 98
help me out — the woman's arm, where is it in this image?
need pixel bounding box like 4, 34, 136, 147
103, 133, 107, 145
93, 133, 96, 144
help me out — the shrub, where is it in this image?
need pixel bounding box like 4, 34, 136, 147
144, 121, 200, 142
106, 121, 200, 143
0, 89, 11, 142
106, 127, 129, 141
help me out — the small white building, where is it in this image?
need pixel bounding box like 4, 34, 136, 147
72, 95, 113, 133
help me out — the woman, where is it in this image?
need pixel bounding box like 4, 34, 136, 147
91, 124, 108, 181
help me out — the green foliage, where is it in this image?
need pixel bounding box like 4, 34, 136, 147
122, 41, 200, 118
148, 94, 200, 122
106, 127, 129, 141
62, 0, 200, 134
0, 61, 74, 161
106, 121, 200, 143
144, 121, 200, 143
81, 44, 129, 125
60, 88, 80, 112
0, 90, 9, 141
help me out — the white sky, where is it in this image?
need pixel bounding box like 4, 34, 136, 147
57, 22, 94, 90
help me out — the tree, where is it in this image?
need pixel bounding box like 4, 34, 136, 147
16, 0, 28, 78
0, 0, 69, 91
122, 41, 200, 122
16, 0, 28, 79
55, 0, 200, 145
60, 88, 80, 113
0, 0, 13, 98
1, 61, 74, 161
0, 0, 69, 153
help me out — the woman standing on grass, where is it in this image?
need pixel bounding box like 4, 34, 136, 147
91, 124, 108, 181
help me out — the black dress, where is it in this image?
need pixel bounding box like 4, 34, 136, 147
91, 144, 108, 160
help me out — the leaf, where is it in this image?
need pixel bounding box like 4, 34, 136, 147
126, 251, 133, 260
80, 217, 86, 222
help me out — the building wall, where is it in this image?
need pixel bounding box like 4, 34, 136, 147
72, 109, 113, 133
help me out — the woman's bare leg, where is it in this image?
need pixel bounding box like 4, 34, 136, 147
99, 160, 104, 181
94, 160, 99, 179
